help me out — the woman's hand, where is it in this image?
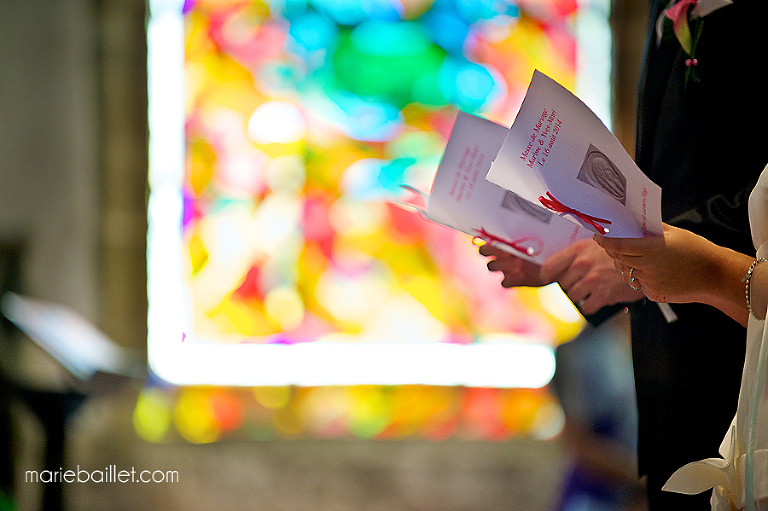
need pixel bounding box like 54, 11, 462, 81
594, 224, 721, 304
594, 223, 753, 325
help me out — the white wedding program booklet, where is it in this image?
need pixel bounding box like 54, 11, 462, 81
487, 70, 662, 238
402, 110, 593, 265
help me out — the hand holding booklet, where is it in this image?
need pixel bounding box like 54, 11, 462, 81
401, 70, 662, 265
400, 70, 673, 319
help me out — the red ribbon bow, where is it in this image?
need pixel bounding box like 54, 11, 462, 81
538, 192, 612, 235
473, 228, 543, 257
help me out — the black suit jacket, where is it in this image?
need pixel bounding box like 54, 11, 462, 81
592, 0, 768, 507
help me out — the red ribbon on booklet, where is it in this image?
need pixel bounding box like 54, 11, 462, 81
538, 192, 612, 235
473, 228, 543, 257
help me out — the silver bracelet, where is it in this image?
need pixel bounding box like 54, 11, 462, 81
742, 258, 767, 318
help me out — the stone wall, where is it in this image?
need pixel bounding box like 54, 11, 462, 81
12, 389, 568, 511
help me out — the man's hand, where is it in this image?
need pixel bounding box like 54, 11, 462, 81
479, 238, 644, 314
540, 238, 645, 314
478, 243, 549, 288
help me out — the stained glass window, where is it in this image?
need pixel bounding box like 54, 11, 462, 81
142, 0, 610, 442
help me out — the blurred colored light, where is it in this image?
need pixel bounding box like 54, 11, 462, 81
209, 391, 245, 432
327, 198, 387, 236
340, 158, 411, 201
247, 101, 306, 145
363, 291, 448, 343
264, 286, 306, 330
133, 388, 173, 442
315, 266, 389, 325
529, 399, 566, 440
272, 407, 305, 436
250, 194, 303, 258
215, 147, 269, 197
266, 0, 309, 19
455, 0, 518, 22
310, 0, 367, 25
288, 12, 338, 53
438, 59, 505, 111
325, 92, 405, 142
347, 386, 390, 438
253, 386, 293, 409
173, 389, 220, 443
423, 9, 470, 53
296, 386, 351, 436
360, 0, 404, 19
350, 20, 430, 57
266, 154, 306, 193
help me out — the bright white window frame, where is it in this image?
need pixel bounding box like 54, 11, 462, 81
145, 0, 610, 388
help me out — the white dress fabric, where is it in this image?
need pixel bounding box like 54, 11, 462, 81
662, 167, 768, 510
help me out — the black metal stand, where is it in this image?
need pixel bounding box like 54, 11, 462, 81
2, 381, 86, 511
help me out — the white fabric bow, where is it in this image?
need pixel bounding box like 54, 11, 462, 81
663, 425, 739, 510
663, 425, 768, 510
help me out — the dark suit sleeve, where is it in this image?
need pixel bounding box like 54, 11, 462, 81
667, 181, 757, 256
581, 302, 630, 327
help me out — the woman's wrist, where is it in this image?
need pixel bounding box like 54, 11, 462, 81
747, 259, 768, 321
701, 246, 753, 326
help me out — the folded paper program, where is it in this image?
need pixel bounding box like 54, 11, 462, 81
398, 110, 593, 265
487, 70, 663, 238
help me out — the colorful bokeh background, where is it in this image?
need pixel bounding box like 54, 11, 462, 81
139, 0, 596, 443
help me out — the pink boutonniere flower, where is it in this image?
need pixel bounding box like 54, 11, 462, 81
655, 0, 733, 86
